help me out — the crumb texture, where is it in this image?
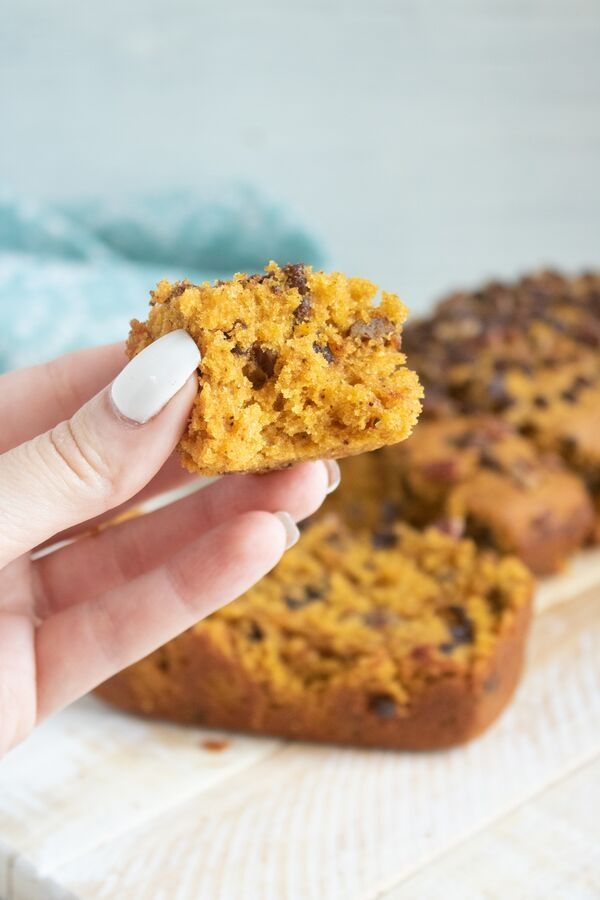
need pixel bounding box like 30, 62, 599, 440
127, 263, 422, 475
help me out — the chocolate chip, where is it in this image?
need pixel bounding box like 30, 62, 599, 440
293, 295, 312, 323
313, 342, 334, 363
465, 518, 496, 548
223, 318, 248, 340
479, 449, 504, 473
247, 622, 264, 642
561, 435, 578, 455
560, 388, 577, 404
439, 605, 475, 653
167, 281, 191, 300
494, 356, 533, 375
282, 263, 309, 295
283, 264, 312, 321
244, 272, 275, 286
487, 587, 505, 614
254, 346, 278, 376
533, 395, 549, 409
242, 343, 279, 389
348, 316, 396, 342
487, 373, 515, 412
449, 430, 492, 450
284, 597, 303, 610
573, 374, 592, 390
379, 499, 401, 525
371, 530, 397, 549
368, 694, 396, 718
284, 585, 324, 610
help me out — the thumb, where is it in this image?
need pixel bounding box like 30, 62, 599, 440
0, 330, 200, 567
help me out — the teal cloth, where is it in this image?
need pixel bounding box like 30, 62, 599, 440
0, 186, 324, 371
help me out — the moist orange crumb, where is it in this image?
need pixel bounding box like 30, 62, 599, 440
127, 262, 423, 476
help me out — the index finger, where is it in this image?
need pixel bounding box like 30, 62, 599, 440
0, 342, 126, 453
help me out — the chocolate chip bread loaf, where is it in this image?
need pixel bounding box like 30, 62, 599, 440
384, 417, 594, 574
97, 516, 533, 750
127, 263, 422, 476
403, 270, 600, 540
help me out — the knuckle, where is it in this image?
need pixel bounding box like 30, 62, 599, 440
43, 419, 114, 503
165, 556, 197, 616
88, 596, 126, 665
108, 524, 147, 585
0, 670, 36, 755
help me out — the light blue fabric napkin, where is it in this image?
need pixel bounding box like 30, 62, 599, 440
0, 186, 324, 372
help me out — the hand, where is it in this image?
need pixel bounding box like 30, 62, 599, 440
0, 331, 337, 755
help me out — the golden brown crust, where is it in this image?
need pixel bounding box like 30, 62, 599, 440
95, 593, 531, 750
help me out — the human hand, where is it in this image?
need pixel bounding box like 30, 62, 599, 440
0, 331, 337, 755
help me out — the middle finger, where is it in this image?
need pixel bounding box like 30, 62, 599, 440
34, 460, 330, 617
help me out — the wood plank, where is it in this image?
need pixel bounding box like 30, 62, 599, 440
24, 584, 599, 900
0, 698, 283, 897
385, 755, 600, 899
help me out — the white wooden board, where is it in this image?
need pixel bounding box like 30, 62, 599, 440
1, 551, 599, 900
386, 756, 600, 900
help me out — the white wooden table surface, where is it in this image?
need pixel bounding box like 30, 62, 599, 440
1, 549, 599, 900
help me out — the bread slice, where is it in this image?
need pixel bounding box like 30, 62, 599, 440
127, 263, 422, 476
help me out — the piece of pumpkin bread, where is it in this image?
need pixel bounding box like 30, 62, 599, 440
127, 263, 423, 476
383, 417, 594, 574
96, 515, 533, 750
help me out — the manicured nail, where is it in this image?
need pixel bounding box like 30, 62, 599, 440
323, 459, 341, 494
111, 330, 201, 424
274, 511, 300, 550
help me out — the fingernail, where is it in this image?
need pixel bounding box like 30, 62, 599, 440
323, 459, 341, 494
274, 511, 300, 550
111, 330, 201, 424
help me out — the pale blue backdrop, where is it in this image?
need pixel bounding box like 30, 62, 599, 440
1, 0, 599, 367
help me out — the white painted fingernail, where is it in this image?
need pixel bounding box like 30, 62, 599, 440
111, 330, 201, 424
274, 511, 300, 550
322, 459, 341, 494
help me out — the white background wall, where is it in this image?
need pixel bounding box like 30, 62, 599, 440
1, 0, 599, 312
